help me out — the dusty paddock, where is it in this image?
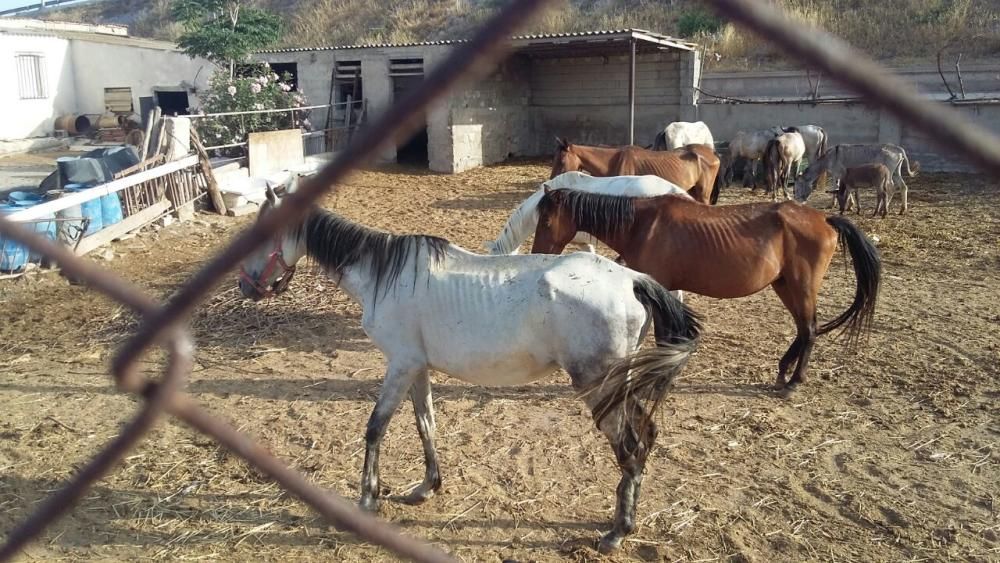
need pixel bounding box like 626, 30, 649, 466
0, 161, 997, 562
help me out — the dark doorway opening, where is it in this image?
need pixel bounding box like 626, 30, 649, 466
154, 90, 190, 115
392, 74, 427, 166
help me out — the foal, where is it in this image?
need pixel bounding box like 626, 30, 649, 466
829, 163, 894, 217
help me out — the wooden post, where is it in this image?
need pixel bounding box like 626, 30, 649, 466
139, 108, 159, 164
628, 37, 637, 146
345, 94, 354, 144
190, 129, 228, 215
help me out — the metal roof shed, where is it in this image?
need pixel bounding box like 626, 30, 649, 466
256, 29, 700, 172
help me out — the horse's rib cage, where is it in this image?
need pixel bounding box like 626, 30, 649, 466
1, 0, 1000, 561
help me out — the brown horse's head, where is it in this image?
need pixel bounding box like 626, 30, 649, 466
550, 137, 582, 179
531, 185, 578, 254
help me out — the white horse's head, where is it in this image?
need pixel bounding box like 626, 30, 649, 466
237, 182, 307, 301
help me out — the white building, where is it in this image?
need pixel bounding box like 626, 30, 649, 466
0, 18, 214, 141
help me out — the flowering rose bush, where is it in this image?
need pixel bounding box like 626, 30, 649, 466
194, 63, 311, 154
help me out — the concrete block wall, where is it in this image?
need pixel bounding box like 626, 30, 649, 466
442, 55, 533, 172
699, 102, 882, 147
899, 103, 1000, 172
530, 52, 683, 151
699, 100, 1000, 172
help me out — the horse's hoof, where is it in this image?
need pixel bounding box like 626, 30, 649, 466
401, 484, 437, 505
598, 533, 623, 554
780, 382, 799, 399
358, 497, 380, 513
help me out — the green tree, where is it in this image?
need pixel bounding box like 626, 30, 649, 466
172, 0, 282, 77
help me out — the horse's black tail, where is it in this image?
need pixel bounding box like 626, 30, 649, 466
589, 276, 701, 428
818, 216, 881, 349
652, 131, 667, 151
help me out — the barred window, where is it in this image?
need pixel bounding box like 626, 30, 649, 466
15, 54, 48, 100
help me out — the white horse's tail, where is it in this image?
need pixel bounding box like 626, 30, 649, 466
899, 148, 919, 177
588, 276, 701, 428
816, 128, 828, 160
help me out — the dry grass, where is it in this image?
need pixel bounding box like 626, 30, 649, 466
41, 0, 1000, 70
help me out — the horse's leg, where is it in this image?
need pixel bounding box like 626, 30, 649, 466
401, 370, 442, 505
770, 279, 806, 388
585, 391, 654, 552
568, 363, 655, 554
359, 362, 422, 512
772, 271, 820, 389
897, 177, 909, 215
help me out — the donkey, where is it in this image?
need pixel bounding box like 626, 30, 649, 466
795, 143, 918, 213
829, 163, 894, 217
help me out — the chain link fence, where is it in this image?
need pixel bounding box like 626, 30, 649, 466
1, 0, 998, 561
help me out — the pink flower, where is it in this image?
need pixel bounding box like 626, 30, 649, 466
271, 73, 279, 81
250, 82, 262, 94
279, 83, 292, 92
257, 76, 269, 86
227, 85, 237, 96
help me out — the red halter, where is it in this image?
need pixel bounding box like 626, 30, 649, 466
239, 240, 296, 298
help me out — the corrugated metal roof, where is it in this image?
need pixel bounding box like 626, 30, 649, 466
256, 28, 696, 54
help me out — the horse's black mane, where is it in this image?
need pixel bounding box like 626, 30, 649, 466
537, 189, 636, 238
297, 208, 448, 301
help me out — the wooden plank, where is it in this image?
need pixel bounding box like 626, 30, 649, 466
190, 129, 227, 215
74, 200, 171, 256
6, 156, 198, 221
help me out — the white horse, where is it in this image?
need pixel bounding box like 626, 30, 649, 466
763, 131, 806, 200
238, 186, 701, 554
652, 121, 715, 151
485, 171, 691, 256
725, 128, 783, 187
791, 124, 829, 163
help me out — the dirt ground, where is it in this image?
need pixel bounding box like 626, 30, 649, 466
0, 161, 997, 562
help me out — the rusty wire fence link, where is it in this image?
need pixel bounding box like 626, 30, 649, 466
3, 0, 1000, 560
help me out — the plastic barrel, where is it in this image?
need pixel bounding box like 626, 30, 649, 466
66, 184, 103, 236
11, 199, 58, 260
0, 204, 29, 272
46, 190, 84, 244
101, 192, 123, 226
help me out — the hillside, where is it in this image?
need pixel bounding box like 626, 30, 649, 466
41, 0, 1000, 70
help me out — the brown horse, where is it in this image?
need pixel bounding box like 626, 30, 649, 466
531, 188, 880, 390
551, 138, 723, 205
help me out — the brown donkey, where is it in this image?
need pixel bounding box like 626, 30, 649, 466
550, 138, 723, 205
531, 189, 881, 391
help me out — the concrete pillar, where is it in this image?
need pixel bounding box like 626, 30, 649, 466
427, 98, 454, 173
360, 54, 395, 162
678, 50, 701, 122
162, 116, 190, 161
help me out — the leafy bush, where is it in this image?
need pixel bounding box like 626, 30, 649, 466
677, 10, 722, 37
194, 63, 311, 153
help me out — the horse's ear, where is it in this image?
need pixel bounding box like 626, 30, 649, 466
555, 137, 569, 150
265, 181, 278, 205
